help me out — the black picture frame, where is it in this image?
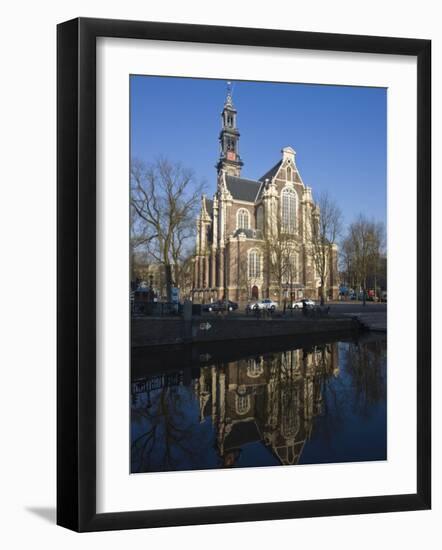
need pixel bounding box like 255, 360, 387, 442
57, 17, 431, 532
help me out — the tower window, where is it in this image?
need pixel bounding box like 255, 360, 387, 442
237, 208, 250, 230
226, 137, 235, 151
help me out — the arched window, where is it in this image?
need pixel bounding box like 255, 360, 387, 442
235, 394, 251, 415
248, 249, 261, 278
237, 208, 250, 230
287, 166, 292, 181
281, 187, 297, 233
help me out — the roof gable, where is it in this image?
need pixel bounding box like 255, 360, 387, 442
259, 160, 282, 183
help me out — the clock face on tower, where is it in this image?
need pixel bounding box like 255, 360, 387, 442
227, 151, 236, 161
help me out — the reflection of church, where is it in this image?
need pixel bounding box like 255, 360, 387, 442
194, 343, 338, 467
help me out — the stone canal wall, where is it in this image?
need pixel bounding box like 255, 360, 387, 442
131, 316, 360, 348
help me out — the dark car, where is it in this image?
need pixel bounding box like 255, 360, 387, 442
203, 300, 238, 312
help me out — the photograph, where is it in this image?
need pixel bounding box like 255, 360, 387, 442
0, 0, 434, 541
129, 76, 387, 474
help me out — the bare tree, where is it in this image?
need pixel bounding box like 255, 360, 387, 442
130, 203, 156, 284
130, 158, 205, 299
174, 252, 195, 300
311, 192, 343, 305
263, 212, 299, 304
342, 216, 385, 305
230, 239, 250, 303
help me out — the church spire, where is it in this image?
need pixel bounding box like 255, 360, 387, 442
216, 82, 243, 177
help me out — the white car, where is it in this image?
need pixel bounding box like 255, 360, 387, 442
246, 299, 278, 312
291, 298, 315, 309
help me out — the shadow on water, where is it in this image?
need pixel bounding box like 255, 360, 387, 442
131, 331, 386, 474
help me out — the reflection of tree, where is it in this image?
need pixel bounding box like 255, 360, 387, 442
131, 385, 213, 472
344, 339, 386, 416
314, 339, 386, 448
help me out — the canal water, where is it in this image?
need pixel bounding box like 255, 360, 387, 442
131, 333, 386, 474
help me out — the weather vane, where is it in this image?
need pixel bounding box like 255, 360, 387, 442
226, 81, 233, 104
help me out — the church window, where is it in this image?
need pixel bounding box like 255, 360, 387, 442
287, 166, 292, 181
237, 208, 250, 230
235, 394, 251, 415
281, 187, 297, 233
247, 358, 264, 378
248, 249, 261, 278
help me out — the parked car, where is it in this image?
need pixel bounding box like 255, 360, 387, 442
203, 300, 238, 312
290, 298, 315, 309
246, 299, 278, 312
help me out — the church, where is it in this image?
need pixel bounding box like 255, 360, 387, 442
193, 86, 338, 304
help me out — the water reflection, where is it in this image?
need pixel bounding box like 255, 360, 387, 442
131, 334, 386, 473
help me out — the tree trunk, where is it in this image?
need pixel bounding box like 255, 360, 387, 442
165, 264, 173, 302
320, 279, 326, 306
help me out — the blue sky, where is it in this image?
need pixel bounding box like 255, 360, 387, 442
130, 76, 386, 229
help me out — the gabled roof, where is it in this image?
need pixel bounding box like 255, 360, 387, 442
223, 155, 303, 204
225, 175, 261, 202
259, 160, 282, 183
255, 160, 283, 200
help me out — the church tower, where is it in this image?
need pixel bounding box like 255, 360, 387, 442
216, 82, 243, 177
